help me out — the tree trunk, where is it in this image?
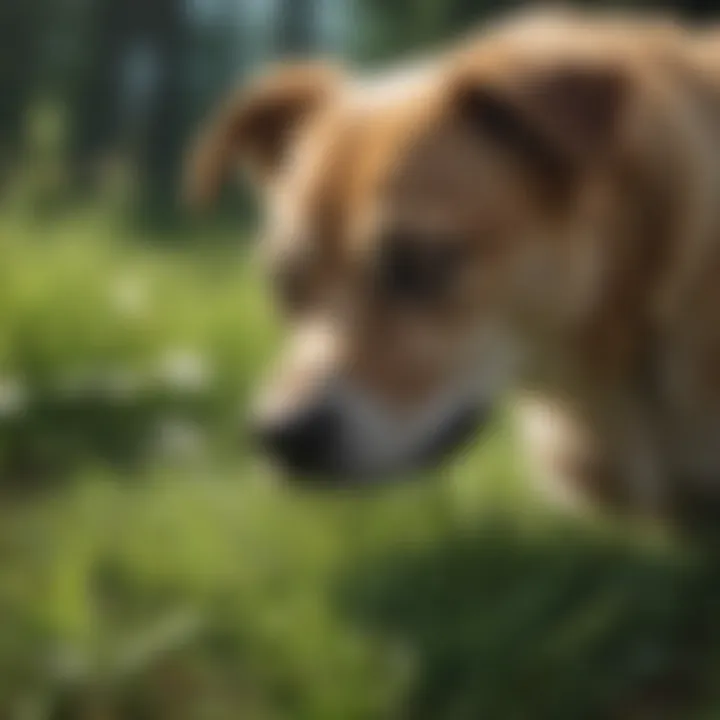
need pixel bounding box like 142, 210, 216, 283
275, 0, 316, 57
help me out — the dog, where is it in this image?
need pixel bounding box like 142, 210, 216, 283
185, 8, 720, 517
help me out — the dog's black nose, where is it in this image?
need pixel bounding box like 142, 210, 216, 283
252, 404, 341, 477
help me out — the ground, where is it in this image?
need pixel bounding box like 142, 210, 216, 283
0, 209, 719, 719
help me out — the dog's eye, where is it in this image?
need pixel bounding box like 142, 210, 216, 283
376, 232, 464, 304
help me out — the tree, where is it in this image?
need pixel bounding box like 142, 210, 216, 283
0, 0, 42, 184
275, 0, 317, 56
66, 0, 132, 186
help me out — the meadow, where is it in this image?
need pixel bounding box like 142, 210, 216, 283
1, 207, 720, 719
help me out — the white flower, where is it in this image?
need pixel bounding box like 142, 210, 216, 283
154, 417, 206, 460
110, 275, 148, 318
47, 644, 90, 683
157, 349, 211, 392
0, 377, 28, 417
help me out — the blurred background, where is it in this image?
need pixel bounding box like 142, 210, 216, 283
1, 0, 720, 718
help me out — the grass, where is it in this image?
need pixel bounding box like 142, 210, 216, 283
0, 209, 719, 719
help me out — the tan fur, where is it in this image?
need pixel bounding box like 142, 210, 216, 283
187, 8, 720, 515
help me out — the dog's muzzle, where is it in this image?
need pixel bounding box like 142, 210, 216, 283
251, 397, 487, 486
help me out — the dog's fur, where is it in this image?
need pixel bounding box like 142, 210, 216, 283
186, 8, 720, 516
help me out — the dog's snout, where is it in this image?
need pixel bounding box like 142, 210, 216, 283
252, 404, 340, 477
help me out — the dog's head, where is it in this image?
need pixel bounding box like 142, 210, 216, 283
186, 14, 638, 484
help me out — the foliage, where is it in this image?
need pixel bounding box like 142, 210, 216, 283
0, 211, 719, 718
3, 0, 717, 221
0, 210, 273, 482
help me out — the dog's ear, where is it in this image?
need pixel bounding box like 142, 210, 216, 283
183, 62, 342, 209
452, 59, 629, 182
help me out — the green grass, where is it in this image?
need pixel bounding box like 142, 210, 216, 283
0, 210, 720, 719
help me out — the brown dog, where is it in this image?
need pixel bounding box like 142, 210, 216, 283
185, 8, 720, 515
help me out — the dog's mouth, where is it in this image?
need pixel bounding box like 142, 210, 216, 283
260, 404, 486, 491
